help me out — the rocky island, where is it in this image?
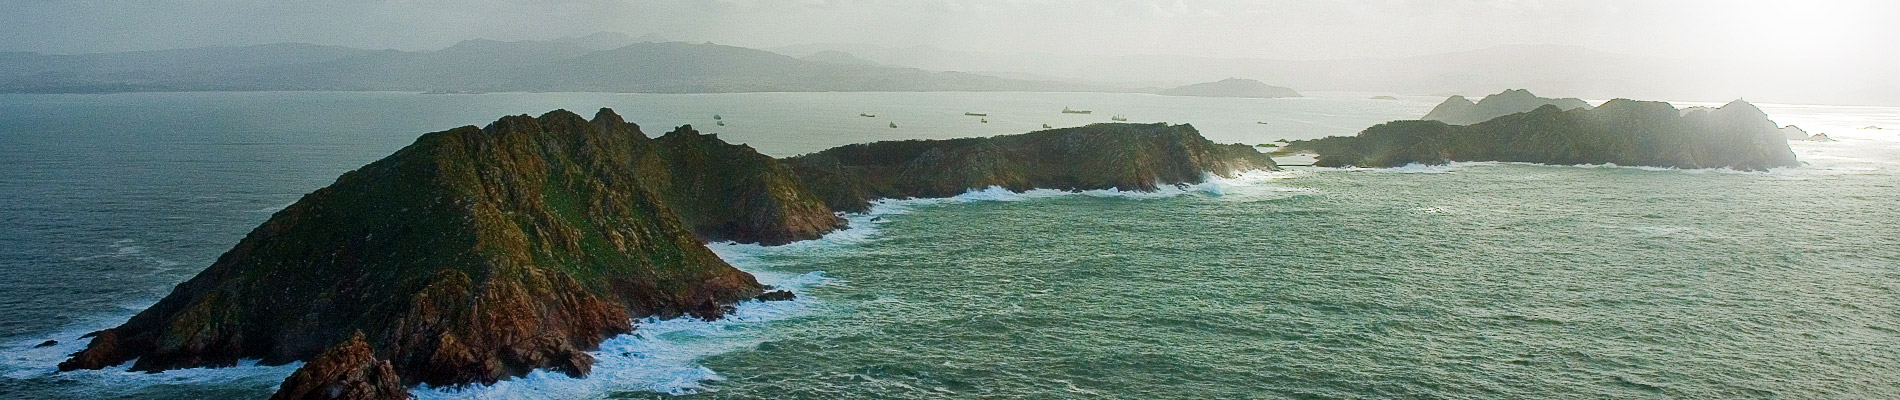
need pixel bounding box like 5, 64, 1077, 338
1423, 89, 1593, 125
1280, 98, 1799, 171
1157, 78, 1301, 98
56, 109, 1275, 399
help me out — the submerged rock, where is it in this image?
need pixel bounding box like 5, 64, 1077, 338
1423, 89, 1593, 125
1284, 99, 1799, 171
755, 290, 796, 302
34, 340, 57, 348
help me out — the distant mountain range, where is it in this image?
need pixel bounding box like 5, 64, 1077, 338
9, 34, 1895, 106
0, 36, 1110, 94
770, 43, 1900, 106
1158, 78, 1301, 98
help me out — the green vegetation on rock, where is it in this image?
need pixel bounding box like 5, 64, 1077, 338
1281, 99, 1800, 170
58, 111, 1275, 398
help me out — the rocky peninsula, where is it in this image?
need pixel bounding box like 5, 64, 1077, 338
1281, 98, 1799, 171
57, 109, 1276, 399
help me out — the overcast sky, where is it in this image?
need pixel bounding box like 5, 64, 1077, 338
3, 0, 1894, 66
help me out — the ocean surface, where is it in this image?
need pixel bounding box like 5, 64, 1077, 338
1, 91, 1897, 399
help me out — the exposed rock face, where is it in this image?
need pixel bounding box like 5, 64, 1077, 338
788, 123, 1278, 212
1283, 99, 1799, 171
60, 109, 764, 389
269, 332, 408, 400
59, 113, 1273, 398
1423, 89, 1594, 125
1157, 78, 1301, 98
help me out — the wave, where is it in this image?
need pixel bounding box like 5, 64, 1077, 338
1, 307, 302, 395
1322, 161, 1796, 175
412, 270, 836, 399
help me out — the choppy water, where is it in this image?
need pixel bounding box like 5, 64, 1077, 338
2, 91, 1897, 399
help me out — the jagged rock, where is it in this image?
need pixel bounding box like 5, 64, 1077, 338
1284, 99, 1799, 171
269, 332, 408, 400
755, 290, 796, 302
1806, 133, 1836, 142
1781, 125, 1811, 140
1157, 78, 1301, 98
1423, 89, 1593, 125
787, 123, 1278, 212
34, 340, 57, 348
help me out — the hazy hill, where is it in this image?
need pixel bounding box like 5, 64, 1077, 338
1423, 89, 1593, 125
770, 43, 1899, 106
1157, 78, 1301, 98
0, 38, 1106, 94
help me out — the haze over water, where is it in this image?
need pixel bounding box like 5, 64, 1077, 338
2, 91, 1897, 398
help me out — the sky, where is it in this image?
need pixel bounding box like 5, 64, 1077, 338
2, 0, 1893, 63
3, 0, 1895, 103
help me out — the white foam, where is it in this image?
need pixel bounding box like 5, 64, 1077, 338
410, 270, 835, 399
2, 327, 302, 396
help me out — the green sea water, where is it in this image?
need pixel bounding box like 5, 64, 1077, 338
2, 92, 1897, 399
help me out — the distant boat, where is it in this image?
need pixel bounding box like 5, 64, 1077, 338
965, 112, 988, 117
1256, 121, 1270, 125
1042, 124, 1052, 129
981, 119, 989, 123
889, 122, 898, 128
1061, 107, 1092, 114
860, 113, 876, 118
716, 121, 725, 126
1110, 115, 1127, 122
713, 114, 722, 120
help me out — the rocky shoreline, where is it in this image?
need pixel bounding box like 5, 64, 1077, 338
55, 109, 1276, 399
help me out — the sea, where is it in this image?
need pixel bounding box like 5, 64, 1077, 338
1, 91, 1896, 399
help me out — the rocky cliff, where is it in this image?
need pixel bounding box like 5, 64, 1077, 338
59, 113, 1274, 398
1282, 99, 1799, 171
1424, 89, 1594, 125
636, 125, 845, 245
58, 109, 768, 393
788, 123, 1278, 212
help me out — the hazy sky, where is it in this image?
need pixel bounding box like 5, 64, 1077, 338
4, 0, 1895, 66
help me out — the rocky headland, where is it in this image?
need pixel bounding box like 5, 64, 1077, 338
1423, 89, 1594, 125
57, 110, 1275, 399
1280, 98, 1799, 171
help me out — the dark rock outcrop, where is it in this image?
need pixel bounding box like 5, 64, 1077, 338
1283, 99, 1799, 171
1158, 78, 1301, 98
269, 332, 408, 400
788, 123, 1278, 212
755, 290, 797, 302
1423, 89, 1593, 125
59, 112, 1273, 398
